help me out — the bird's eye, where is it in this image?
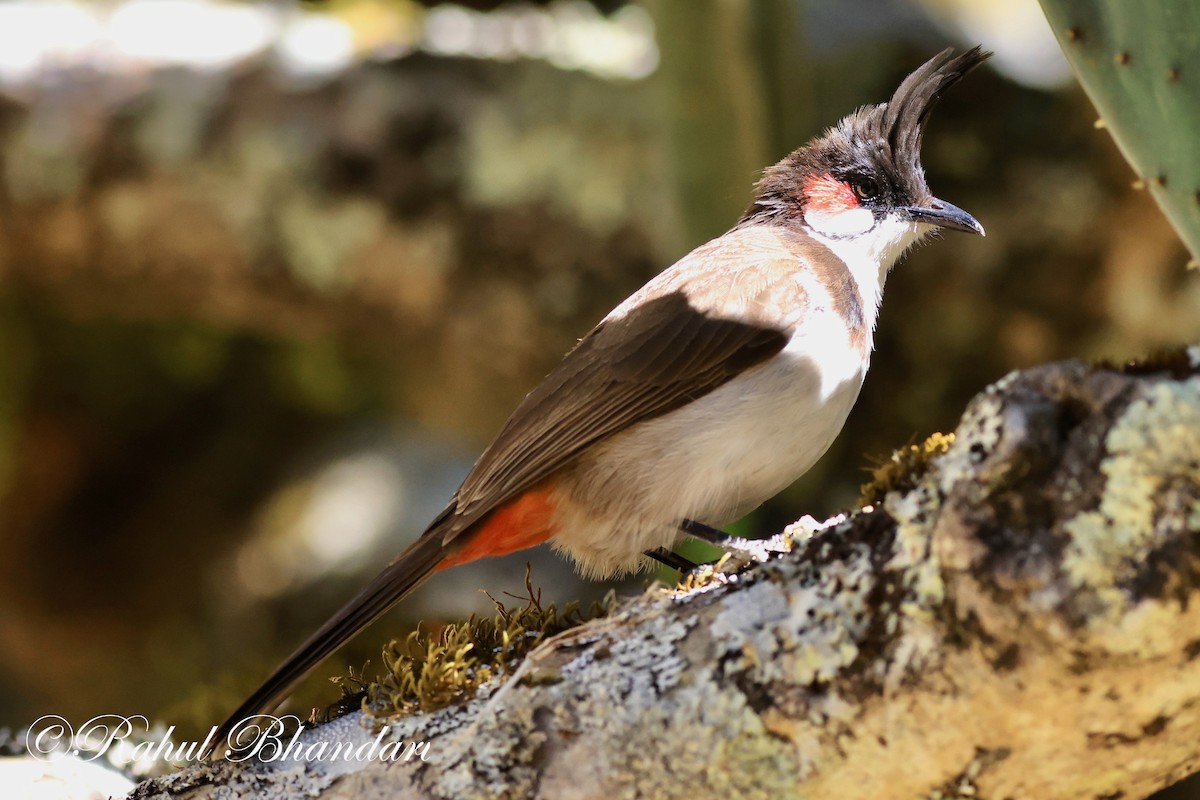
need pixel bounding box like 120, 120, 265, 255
851, 178, 880, 201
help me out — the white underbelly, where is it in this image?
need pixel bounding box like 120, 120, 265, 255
551, 322, 869, 577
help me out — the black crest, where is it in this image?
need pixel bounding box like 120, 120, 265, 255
871, 46, 991, 186
743, 46, 991, 224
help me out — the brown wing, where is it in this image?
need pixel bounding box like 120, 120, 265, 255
435, 289, 789, 543
208, 230, 812, 746
207, 291, 787, 751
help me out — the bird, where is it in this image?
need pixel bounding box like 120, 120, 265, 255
211, 45, 990, 755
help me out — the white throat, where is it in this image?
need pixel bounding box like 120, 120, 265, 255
803, 209, 927, 320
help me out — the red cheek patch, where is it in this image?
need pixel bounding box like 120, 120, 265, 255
803, 175, 859, 214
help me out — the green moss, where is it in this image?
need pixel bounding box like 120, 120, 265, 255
336, 572, 611, 722
675, 560, 734, 594
859, 432, 956, 506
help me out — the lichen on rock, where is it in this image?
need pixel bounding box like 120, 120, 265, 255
1064, 380, 1200, 585
131, 351, 1200, 799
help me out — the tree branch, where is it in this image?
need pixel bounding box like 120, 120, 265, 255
134, 350, 1200, 800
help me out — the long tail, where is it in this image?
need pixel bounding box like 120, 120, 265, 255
208, 531, 449, 758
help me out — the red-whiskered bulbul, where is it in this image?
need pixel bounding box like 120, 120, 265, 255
212, 46, 990, 753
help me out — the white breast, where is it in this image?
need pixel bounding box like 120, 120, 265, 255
549, 306, 869, 578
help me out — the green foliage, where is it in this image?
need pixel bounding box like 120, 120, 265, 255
1039, 0, 1200, 264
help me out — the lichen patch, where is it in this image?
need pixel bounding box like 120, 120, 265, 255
938, 390, 1006, 492
1062, 378, 1200, 622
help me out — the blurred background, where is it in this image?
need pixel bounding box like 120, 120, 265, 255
0, 0, 1197, 791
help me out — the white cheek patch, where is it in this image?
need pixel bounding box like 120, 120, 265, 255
803, 206, 875, 238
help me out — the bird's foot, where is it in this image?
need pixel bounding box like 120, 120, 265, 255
644, 547, 701, 572
678, 519, 778, 565
646, 520, 790, 577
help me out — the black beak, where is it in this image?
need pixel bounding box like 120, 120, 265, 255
903, 197, 984, 236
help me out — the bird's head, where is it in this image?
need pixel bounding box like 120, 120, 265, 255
744, 47, 990, 274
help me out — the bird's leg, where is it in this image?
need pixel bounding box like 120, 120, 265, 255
644, 547, 700, 572
648, 521, 774, 574
678, 519, 736, 545
680, 519, 772, 561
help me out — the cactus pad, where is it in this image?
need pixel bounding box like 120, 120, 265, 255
1039, 0, 1200, 264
